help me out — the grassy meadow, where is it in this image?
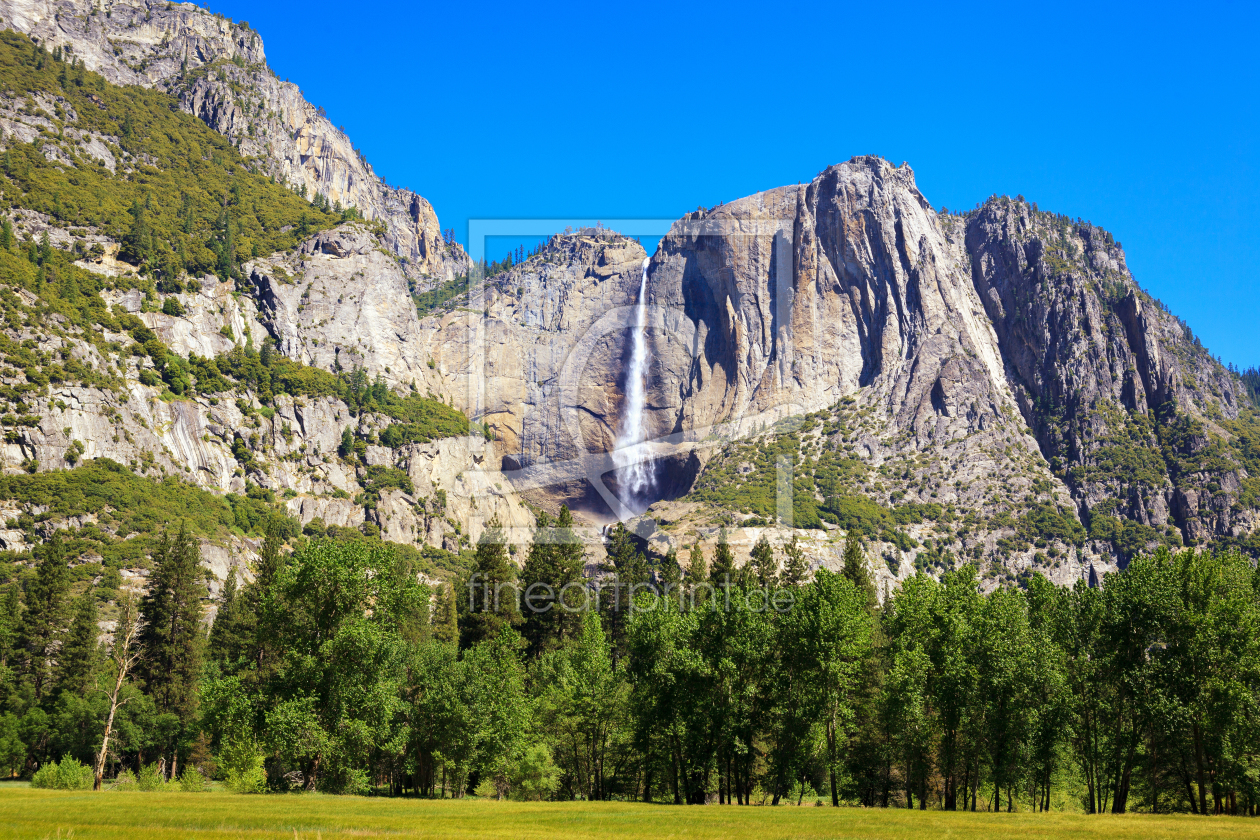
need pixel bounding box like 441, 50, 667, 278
3, 788, 1260, 840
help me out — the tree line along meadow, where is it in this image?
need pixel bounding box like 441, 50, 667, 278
1, 501, 1258, 817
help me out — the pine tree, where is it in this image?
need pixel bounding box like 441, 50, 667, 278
660, 547, 682, 592
709, 527, 736, 587
432, 582, 459, 645
0, 218, 13, 251
606, 522, 647, 585
552, 506, 585, 607
138, 523, 206, 723
461, 516, 519, 648
207, 566, 237, 663
841, 530, 877, 609
519, 506, 585, 657
782, 534, 808, 587
208, 567, 253, 674
248, 521, 285, 678
685, 541, 707, 593
254, 520, 284, 594
748, 535, 777, 589
18, 535, 70, 699
600, 522, 646, 661
215, 207, 235, 279
122, 197, 152, 265
54, 590, 98, 695
0, 584, 19, 671
519, 510, 555, 656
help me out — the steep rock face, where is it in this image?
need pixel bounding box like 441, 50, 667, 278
420, 230, 650, 514
637, 160, 1066, 528
613, 160, 1258, 574
0, 0, 469, 281
246, 224, 448, 391
648, 159, 1017, 445
964, 199, 1254, 545
104, 275, 260, 359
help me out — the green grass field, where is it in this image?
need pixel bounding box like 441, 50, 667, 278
3, 788, 1260, 840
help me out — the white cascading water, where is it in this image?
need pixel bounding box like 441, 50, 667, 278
613, 258, 654, 507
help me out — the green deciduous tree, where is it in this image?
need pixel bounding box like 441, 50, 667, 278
779, 569, 873, 806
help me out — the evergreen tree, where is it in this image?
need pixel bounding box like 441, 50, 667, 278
659, 547, 682, 593
519, 509, 554, 656
782, 534, 808, 587
54, 590, 98, 696
121, 196, 152, 265
17, 535, 70, 699
519, 506, 585, 657
748, 534, 777, 589
247, 520, 284, 678
214, 204, 235, 279
604, 523, 647, 658
605, 522, 648, 586
208, 566, 253, 674
254, 520, 284, 595
207, 567, 238, 663
708, 527, 736, 587
685, 541, 706, 589
0, 584, 19, 671
137, 523, 206, 724
842, 530, 877, 609
432, 582, 459, 645
0, 217, 13, 251
461, 516, 519, 648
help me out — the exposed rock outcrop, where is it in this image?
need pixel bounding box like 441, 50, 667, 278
246, 224, 450, 391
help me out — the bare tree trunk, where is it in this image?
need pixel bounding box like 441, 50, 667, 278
92, 666, 126, 791
94, 594, 141, 791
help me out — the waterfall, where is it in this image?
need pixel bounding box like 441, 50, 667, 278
613, 258, 654, 508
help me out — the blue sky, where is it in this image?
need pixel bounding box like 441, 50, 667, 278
210, 1, 1259, 367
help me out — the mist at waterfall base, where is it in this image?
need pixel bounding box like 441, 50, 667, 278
610, 258, 656, 518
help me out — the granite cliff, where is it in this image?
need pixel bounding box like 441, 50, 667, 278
412, 158, 1259, 589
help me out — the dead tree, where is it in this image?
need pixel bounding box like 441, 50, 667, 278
93, 591, 142, 791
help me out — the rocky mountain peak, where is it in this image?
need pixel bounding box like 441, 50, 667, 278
0, 0, 469, 281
